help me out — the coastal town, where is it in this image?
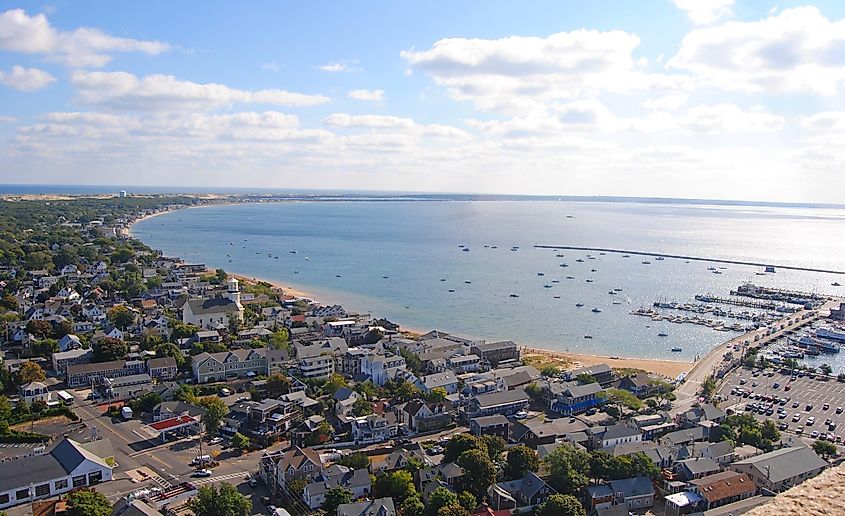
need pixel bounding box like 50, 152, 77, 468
2, 195, 845, 516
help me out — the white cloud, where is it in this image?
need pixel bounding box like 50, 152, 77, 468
70, 71, 330, 111
316, 60, 361, 72
669, 7, 845, 94
402, 30, 688, 114
642, 93, 688, 111
799, 111, 845, 131
0, 8, 169, 67
323, 113, 415, 129
261, 61, 279, 72
678, 103, 783, 133
673, 0, 734, 25
0, 65, 56, 91
348, 89, 385, 101
0, 115, 17, 123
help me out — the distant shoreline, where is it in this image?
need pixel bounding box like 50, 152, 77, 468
128, 204, 694, 378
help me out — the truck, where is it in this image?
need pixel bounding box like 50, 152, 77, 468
121, 406, 133, 420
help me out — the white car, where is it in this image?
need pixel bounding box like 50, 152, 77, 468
208, 437, 224, 445
192, 469, 212, 477
514, 411, 529, 419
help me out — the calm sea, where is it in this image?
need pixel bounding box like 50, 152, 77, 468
132, 201, 845, 362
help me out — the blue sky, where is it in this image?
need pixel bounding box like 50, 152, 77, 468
2, 1, 845, 201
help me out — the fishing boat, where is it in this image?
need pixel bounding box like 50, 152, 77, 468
575, 303, 584, 307
440, 278, 446, 282
642, 260, 651, 264
671, 347, 683, 352
382, 275, 389, 279
576, 258, 585, 263
591, 269, 597, 272
832, 282, 841, 287
658, 332, 669, 337
655, 256, 665, 261
586, 279, 594, 283
509, 293, 519, 298
335, 274, 342, 278
613, 288, 623, 292
544, 284, 553, 288
556, 253, 565, 257
552, 279, 560, 283
622, 254, 630, 258
584, 335, 593, 339
289, 250, 297, 254
465, 280, 472, 284
592, 308, 602, 313
537, 272, 545, 276
491, 245, 498, 249
554, 295, 560, 299
608, 290, 616, 295
566, 276, 575, 280
612, 301, 622, 305
462, 248, 470, 252
560, 263, 569, 267
448, 289, 455, 293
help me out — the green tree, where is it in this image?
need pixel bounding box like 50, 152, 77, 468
355, 380, 378, 400
702, 375, 718, 396
170, 321, 200, 340
52, 319, 73, 339
399, 494, 425, 516
576, 373, 597, 384
25, 319, 52, 339
426, 386, 448, 403
154, 342, 186, 368
232, 432, 251, 451
372, 470, 416, 503
0, 294, 19, 311
198, 396, 228, 434
820, 364, 833, 376
324, 373, 348, 395
269, 327, 290, 351
545, 445, 591, 494
504, 445, 540, 480
456, 448, 497, 499
266, 373, 291, 397
66, 488, 112, 516
111, 247, 135, 264
838, 373, 845, 383
541, 365, 560, 377
323, 486, 353, 515
436, 505, 469, 516
481, 434, 506, 461
352, 397, 374, 417
444, 433, 486, 463
604, 388, 643, 415
0, 396, 11, 422
427, 487, 459, 515
92, 337, 128, 362
336, 452, 370, 470
396, 380, 421, 401
186, 483, 252, 516
399, 347, 423, 375
535, 494, 585, 516
813, 439, 837, 459
457, 491, 476, 511
16, 361, 46, 385
130, 391, 162, 414
107, 305, 135, 330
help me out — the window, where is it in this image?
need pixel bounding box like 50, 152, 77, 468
88, 471, 103, 484
15, 489, 30, 500
73, 475, 87, 487
0, 493, 8, 505
35, 484, 50, 497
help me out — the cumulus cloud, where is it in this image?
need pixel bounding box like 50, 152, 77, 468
672, 0, 734, 25
401, 30, 688, 113
348, 89, 385, 101
316, 60, 361, 72
0, 8, 169, 67
669, 7, 845, 94
323, 113, 415, 129
0, 65, 56, 91
799, 111, 845, 131
0, 115, 17, 123
70, 71, 330, 111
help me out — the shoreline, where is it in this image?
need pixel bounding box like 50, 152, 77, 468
129, 204, 698, 378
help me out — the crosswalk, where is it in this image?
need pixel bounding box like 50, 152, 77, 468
192, 472, 247, 485
150, 473, 172, 490
0, 442, 39, 448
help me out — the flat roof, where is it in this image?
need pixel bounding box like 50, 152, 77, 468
148, 415, 199, 431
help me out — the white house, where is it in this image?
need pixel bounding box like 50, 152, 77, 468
182, 278, 244, 330
19, 382, 50, 404
0, 438, 113, 510
303, 469, 371, 509
360, 352, 407, 386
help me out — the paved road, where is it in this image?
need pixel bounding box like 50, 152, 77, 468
672, 305, 825, 415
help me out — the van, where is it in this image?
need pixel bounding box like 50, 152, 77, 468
192, 455, 212, 466
220, 388, 232, 396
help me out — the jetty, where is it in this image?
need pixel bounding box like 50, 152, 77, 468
533, 245, 845, 275
694, 294, 783, 310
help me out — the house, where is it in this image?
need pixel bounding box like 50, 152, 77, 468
467, 389, 529, 418
152, 401, 205, 422
673, 458, 720, 481
299, 355, 335, 380
448, 354, 481, 373
488, 471, 551, 509
333, 388, 362, 416
588, 424, 643, 450
679, 404, 726, 427
470, 341, 520, 367
549, 381, 605, 416
337, 498, 396, 516
102, 374, 153, 400
419, 462, 465, 491
729, 445, 827, 492
291, 416, 327, 448
660, 426, 709, 447
617, 373, 660, 398
243, 399, 302, 445
280, 390, 321, 416
360, 353, 407, 386
181, 278, 244, 330
341, 348, 371, 377
295, 337, 348, 359
67, 360, 146, 388
511, 418, 590, 448
57, 334, 82, 352
351, 413, 399, 445
566, 363, 615, 386
147, 357, 178, 380
372, 447, 428, 473
420, 371, 459, 394
396, 400, 453, 432
19, 381, 50, 404
688, 471, 757, 510
469, 415, 510, 440
611, 441, 675, 469
51, 348, 93, 376
609, 476, 655, 510
192, 348, 269, 383
259, 446, 324, 490
676, 441, 735, 466
0, 437, 113, 510
585, 484, 616, 512
303, 469, 371, 509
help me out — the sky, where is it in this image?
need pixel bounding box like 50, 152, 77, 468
1, 1, 845, 202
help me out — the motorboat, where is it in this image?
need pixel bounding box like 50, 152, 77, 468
658, 332, 669, 337
592, 308, 602, 313
509, 293, 519, 298
575, 303, 584, 307
671, 347, 683, 352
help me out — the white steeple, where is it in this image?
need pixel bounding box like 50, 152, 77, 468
227, 277, 242, 307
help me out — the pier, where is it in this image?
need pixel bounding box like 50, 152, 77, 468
533, 245, 845, 275
694, 294, 783, 310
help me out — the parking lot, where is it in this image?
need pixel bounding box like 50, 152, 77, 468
718, 366, 845, 447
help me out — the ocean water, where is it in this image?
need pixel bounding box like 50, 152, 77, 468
132, 201, 845, 361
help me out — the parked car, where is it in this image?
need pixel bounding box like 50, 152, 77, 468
192, 469, 212, 477
824, 403, 830, 410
